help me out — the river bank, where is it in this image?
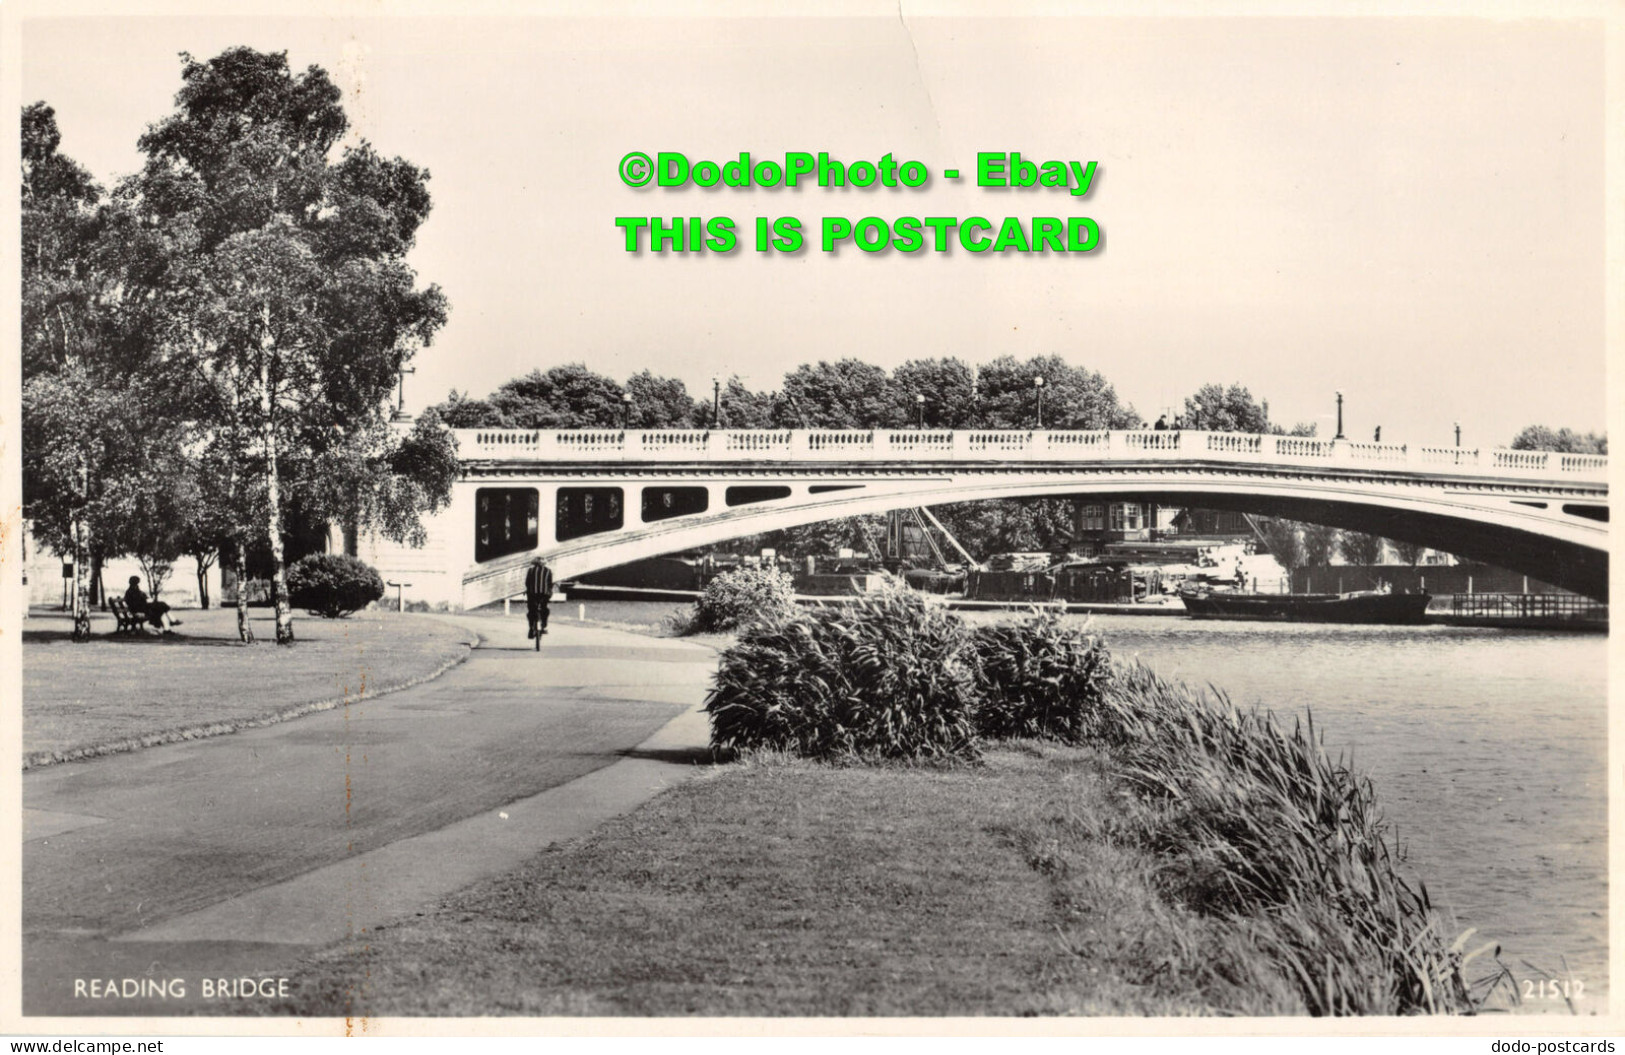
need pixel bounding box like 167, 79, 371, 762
272, 741, 1395, 1017
243, 598, 1586, 1017
558, 597, 1609, 1011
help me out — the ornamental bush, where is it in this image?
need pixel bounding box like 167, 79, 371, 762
704, 587, 979, 760
968, 611, 1113, 743
286, 553, 386, 618
681, 562, 799, 634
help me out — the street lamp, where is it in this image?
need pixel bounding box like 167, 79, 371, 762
915, 393, 926, 429
1334, 390, 1345, 440
1033, 375, 1046, 429
622, 392, 633, 429
1454, 421, 1461, 447
712, 377, 722, 430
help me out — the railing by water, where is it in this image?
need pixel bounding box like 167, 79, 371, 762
452, 427, 1609, 484
1447, 592, 1608, 627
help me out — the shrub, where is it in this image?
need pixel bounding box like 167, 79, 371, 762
679, 563, 798, 634
968, 612, 1113, 743
704, 588, 979, 760
1098, 662, 1479, 1015
286, 553, 386, 618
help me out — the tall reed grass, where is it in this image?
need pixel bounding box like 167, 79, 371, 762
968, 611, 1112, 743
1098, 662, 1482, 1014
704, 589, 979, 759
702, 598, 1490, 1013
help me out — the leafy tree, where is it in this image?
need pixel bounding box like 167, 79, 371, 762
891, 358, 980, 429
931, 498, 1076, 557
1510, 425, 1606, 454
1339, 530, 1385, 568
1390, 539, 1428, 566
716, 376, 777, 428
1255, 518, 1304, 570
130, 47, 448, 644
432, 390, 510, 428
773, 359, 897, 428
1300, 523, 1341, 567
380, 410, 461, 543
489, 364, 623, 428
624, 370, 699, 428
974, 355, 1140, 430
21, 104, 122, 637
1182, 382, 1273, 433
21, 104, 104, 373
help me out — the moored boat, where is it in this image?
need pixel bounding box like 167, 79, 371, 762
1180, 589, 1431, 624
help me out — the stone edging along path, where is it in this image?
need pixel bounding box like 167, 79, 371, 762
21, 618, 484, 772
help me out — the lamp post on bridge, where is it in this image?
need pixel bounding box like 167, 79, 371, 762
393, 365, 416, 421
1334, 390, 1345, 440
711, 377, 722, 430
915, 392, 926, 429
1454, 421, 1461, 447
1033, 375, 1046, 429
622, 392, 634, 429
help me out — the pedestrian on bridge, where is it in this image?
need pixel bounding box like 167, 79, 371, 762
525, 556, 553, 645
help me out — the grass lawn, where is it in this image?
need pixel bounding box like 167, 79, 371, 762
276, 743, 1302, 1017
22, 605, 476, 767
559, 597, 734, 652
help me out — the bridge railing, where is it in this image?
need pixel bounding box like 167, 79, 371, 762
453, 428, 1608, 482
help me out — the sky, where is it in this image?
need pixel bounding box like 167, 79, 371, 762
16, 11, 1608, 447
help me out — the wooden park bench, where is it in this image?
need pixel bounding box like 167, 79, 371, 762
108, 598, 152, 635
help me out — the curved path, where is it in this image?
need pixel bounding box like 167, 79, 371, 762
22, 613, 716, 1016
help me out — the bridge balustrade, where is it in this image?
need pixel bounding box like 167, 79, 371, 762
1206, 433, 1262, 455
1493, 449, 1551, 471
1275, 437, 1333, 459
450, 427, 1607, 482
1417, 445, 1480, 467
1346, 442, 1408, 464
1046, 430, 1111, 452
638, 430, 710, 456
1125, 430, 1181, 453
724, 430, 793, 455
885, 430, 955, 454
1561, 453, 1608, 472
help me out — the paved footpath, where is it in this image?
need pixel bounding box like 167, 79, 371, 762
22, 614, 717, 1016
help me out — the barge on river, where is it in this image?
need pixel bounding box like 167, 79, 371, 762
1180, 589, 1432, 625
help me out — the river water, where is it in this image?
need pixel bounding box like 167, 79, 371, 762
1046, 614, 1609, 1012
580, 600, 1608, 1011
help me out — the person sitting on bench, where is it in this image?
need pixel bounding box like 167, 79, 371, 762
124, 576, 179, 633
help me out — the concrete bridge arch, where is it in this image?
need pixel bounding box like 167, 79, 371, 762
425, 429, 1607, 606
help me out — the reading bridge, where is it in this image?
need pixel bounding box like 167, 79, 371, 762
398, 428, 1609, 608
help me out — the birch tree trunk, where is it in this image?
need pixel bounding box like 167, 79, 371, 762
235, 540, 253, 643
260, 316, 294, 644
71, 516, 90, 641
71, 455, 91, 641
